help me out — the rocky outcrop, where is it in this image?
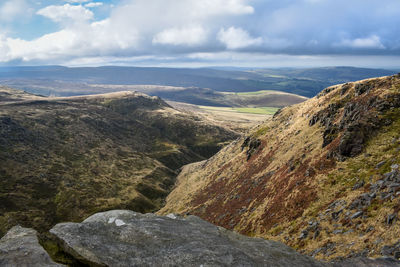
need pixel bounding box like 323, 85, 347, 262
49, 210, 325, 267
310, 77, 400, 160
2, 212, 400, 266
0, 226, 62, 267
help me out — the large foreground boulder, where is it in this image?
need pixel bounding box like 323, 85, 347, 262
50, 210, 325, 267
0, 226, 62, 267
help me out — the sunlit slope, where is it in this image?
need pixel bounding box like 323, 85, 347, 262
160, 74, 400, 260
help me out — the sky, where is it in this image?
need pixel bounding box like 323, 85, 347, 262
0, 0, 399, 68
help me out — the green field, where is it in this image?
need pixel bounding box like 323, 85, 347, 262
234, 107, 280, 114
198, 105, 279, 115
234, 90, 281, 96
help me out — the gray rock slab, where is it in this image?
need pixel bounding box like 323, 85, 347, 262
0, 226, 63, 267
50, 210, 326, 267
333, 257, 400, 267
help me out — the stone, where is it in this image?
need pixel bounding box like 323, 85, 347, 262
389, 183, 400, 193
333, 257, 400, 267
242, 137, 262, 161
50, 210, 326, 267
332, 229, 343, 234
313, 230, 320, 239
384, 172, 396, 180
351, 211, 363, 219
352, 180, 365, 190
376, 161, 386, 169
299, 230, 309, 240
340, 83, 352, 96
387, 214, 397, 225
382, 245, 395, 257
365, 226, 375, 233
331, 210, 342, 220
0, 226, 63, 267
349, 194, 372, 210
381, 192, 393, 200
344, 229, 354, 235
166, 213, 178, 219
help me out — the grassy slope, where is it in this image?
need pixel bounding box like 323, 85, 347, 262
160, 75, 400, 260
0, 89, 238, 237
0, 86, 45, 102
167, 101, 272, 134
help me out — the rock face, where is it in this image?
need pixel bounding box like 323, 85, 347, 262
50, 210, 325, 267
0, 226, 62, 267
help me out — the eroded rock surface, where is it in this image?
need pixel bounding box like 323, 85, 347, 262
0, 226, 62, 267
50, 210, 326, 267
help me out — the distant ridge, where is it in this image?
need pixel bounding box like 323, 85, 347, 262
0, 66, 396, 97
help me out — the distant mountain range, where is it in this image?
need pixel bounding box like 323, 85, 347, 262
0, 66, 397, 98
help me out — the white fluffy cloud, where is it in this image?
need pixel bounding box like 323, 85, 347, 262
37, 4, 94, 23
5, 30, 78, 61
85, 2, 103, 8
337, 35, 385, 49
153, 26, 208, 46
0, 0, 30, 22
218, 27, 262, 49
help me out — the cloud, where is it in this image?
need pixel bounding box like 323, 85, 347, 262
5, 30, 79, 61
0, 0, 30, 22
153, 26, 208, 46
336, 35, 385, 49
65, 0, 91, 3
218, 27, 262, 49
85, 2, 103, 8
0, 18, 139, 63
0, 0, 400, 66
37, 4, 94, 24
193, 0, 254, 16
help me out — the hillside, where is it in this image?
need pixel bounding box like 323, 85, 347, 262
0, 88, 238, 237
149, 87, 308, 108
160, 74, 400, 260
0, 86, 45, 102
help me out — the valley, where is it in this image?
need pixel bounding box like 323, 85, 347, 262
0, 87, 238, 237
2, 72, 400, 265
1, 0, 399, 265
